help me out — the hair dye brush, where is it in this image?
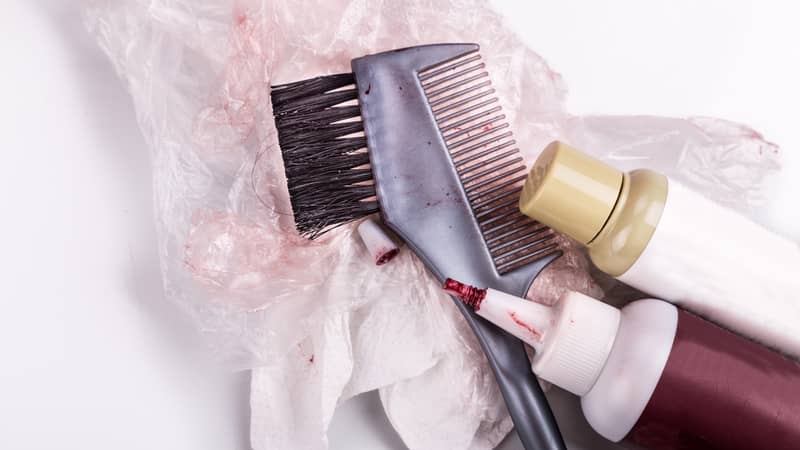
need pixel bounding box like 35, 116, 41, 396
271, 44, 565, 450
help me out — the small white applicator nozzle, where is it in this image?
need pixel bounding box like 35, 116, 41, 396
357, 218, 400, 265
443, 278, 621, 397
444, 278, 554, 352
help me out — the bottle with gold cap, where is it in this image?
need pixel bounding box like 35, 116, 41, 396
519, 141, 800, 359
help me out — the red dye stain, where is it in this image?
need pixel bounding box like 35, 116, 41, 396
443, 278, 487, 311
510, 312, 543, 340
376, 248, 399, 265
192, 8, 267, 153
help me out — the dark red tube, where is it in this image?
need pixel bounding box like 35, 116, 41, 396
627, 310, 800, 450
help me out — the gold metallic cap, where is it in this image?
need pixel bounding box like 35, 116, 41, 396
519, 141, 623, 244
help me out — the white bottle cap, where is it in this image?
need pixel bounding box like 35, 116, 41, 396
532, 291, 621, 396
357, 218, 400, 265
475, 288, 621, 397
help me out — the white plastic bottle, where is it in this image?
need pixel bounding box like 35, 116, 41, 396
443, 279, 800, 450
518, 141, 800, 358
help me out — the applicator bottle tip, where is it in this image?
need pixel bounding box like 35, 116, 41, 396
357, 218, 401, 265
443, 278, 487, 310
442, 279, 620, 397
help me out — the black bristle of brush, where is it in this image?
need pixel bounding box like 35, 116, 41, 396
271, 73, 378, 239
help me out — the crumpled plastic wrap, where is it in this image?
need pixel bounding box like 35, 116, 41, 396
83, 1, 781, 449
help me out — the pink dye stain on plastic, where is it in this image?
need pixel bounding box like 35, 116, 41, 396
183, 210, 306, 297
509, 312, 543, 341
192, 10, 269, 154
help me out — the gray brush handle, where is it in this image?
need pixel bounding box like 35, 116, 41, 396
450, 294, 566, 450
352, 43, 566, 450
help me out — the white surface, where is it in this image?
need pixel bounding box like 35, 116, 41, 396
0, 2, 249, 449
1, 1, 798, 450
581, 299, 678, 443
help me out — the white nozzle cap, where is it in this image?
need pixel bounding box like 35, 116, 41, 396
475, 289, 621, 396
357, 218, 400, 265
532, 291, 621, 396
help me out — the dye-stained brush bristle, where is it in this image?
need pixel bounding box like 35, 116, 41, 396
271, 73, 378, 238
418, 51, 560, 274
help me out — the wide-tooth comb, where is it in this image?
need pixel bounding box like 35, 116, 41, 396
271, 44, 566, 450
418, 51, 559, 274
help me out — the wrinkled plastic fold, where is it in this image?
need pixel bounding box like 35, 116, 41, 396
84, 1, 781, 449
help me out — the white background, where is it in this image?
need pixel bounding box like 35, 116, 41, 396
1, 1, 797, 449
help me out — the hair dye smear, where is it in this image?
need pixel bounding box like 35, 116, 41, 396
443, 278, 487, 311
509, 312, 543, 341
376, 248, 399, 265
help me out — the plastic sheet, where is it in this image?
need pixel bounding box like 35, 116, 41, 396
84, 1, 781, 449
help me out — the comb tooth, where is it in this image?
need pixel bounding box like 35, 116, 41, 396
485, 221, 544, 245
495, 243, 561, 273
482, 214, 529, 237
456, 149, 522, 175
475, 196, 520, 220
477, 207, 519, 228
462, 158, 523, 179
418, 54, 481, 82
489, 226, 551, 254
427, 71, 489, 99
467, 174, 527, 202
494, 236, 558, 261
422, 62, 486, 90
418, 51, 561, 273
447, 123, 510, 151
459, 155, 522, 182
472, 187, 520, 210
463, 167, 526, 196
433, 89, 496, 117
455, 143, 516, 168
437, 101, 500, 129
495, 242, 561, 271
444, 114, 505, 141
429, 80, 492, 109
464, 165, 525, 194
451, 133, 513, 159
440, 107, 503, 135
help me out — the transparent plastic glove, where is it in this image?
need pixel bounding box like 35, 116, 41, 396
83, 1, 781, 449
